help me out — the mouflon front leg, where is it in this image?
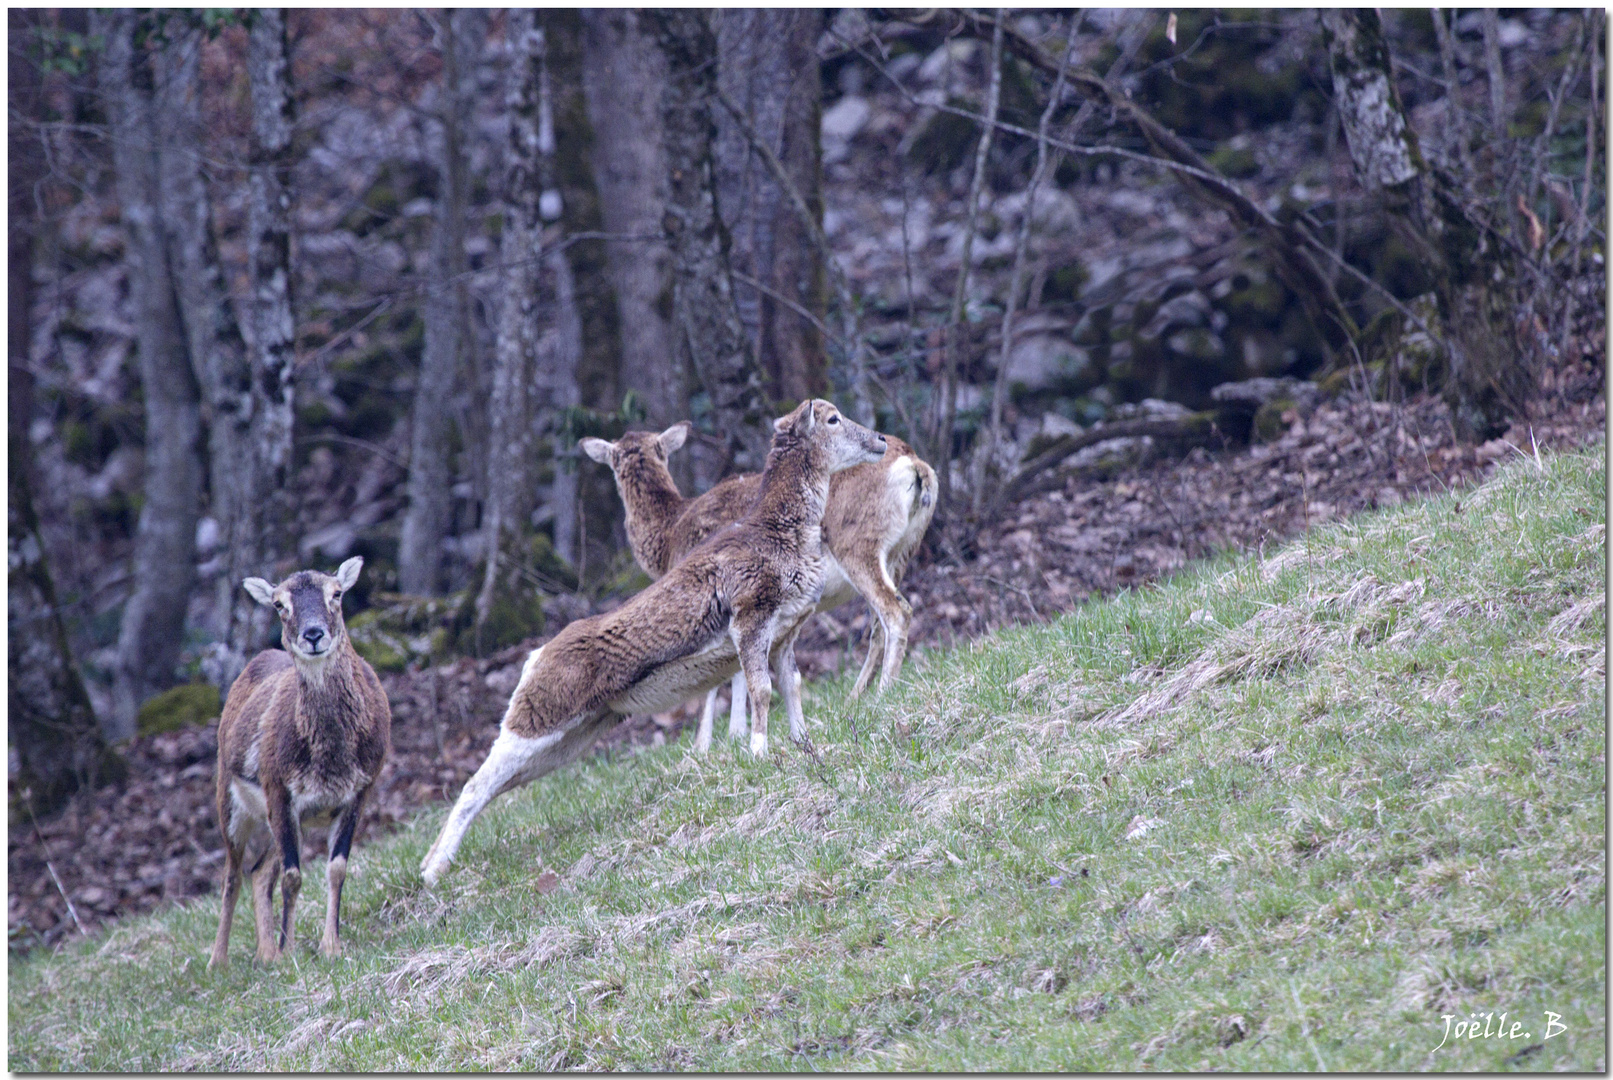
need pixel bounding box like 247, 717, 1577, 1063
209, 839, 245, 969
266, 784, 303, 956
321, 790, 368, 958
420, 709, 620, 885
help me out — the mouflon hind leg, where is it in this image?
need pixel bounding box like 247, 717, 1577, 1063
420, 709, 619, 885
209, 840, 245, 970
726, 672, 748, 741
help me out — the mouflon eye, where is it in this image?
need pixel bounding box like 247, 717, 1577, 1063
827, 415, 840, 425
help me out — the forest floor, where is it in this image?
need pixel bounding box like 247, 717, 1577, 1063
7, 373, 1603, 952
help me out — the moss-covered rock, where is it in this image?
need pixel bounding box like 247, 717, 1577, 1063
1133, 10, 1320, 141
349, 531, 578, 663
347, 592, 463, 672
1316, 367, 1354, 398
346, 610, 412, 673
1042, 260, 1088, 305
453, 592, 545, 657
1354, 292, 1446, 395
1252, 398, 1298, 443
136, 683, 221, 737
1220, 275, 1287, 329
1207, 142, 1260, 180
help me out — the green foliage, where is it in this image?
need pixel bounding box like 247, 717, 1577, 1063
26, 25, 105, 77
131, 10, 241, 51
10, 446, 1605, 1070
135, 683, 221, 738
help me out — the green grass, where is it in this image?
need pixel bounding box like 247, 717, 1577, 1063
10, 446, 1605, 1071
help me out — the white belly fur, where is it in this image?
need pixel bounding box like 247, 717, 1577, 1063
228, 778, 269, 842
606, 632, 740, 715
818, 555, 858, 610
602, 587, 821, 717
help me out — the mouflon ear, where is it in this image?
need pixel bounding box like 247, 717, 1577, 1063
657, 421, 691, 456
774, 399, 814, 435
336, 556, 363, 591
243, 578, 277, 607
579, 437, 614, 464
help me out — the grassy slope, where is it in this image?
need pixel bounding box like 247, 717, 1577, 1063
9, 446, 1605, 1072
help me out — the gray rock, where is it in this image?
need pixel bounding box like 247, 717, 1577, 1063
1003, 334, 1097, 396
821, 95, 871, 151
1211, 376, 1320, 409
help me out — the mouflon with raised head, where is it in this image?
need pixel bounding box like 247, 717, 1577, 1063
582, 421, 935, 749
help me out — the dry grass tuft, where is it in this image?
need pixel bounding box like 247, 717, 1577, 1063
378, 924, 583, 1006
1546, 593, 1606, 638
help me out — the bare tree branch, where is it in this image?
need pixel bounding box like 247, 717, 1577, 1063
979, 13, 1079, 515
935, 10, 1004, 520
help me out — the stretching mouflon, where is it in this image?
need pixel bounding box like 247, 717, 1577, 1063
421, 400, 885, 885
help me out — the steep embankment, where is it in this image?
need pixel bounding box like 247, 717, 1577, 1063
9, 446, 1604, 1071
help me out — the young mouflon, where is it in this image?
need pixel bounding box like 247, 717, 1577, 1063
208, 557, 390, 968
581, 421, 935, 749
421, 400, 886, 886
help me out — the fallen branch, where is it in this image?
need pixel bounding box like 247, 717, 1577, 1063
994, 413, 1219, 510
27, 797, 86, 938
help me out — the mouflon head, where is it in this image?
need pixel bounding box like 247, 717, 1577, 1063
242, 557, 363, 663
580, 422, 690, 484
771, 399, 887, 473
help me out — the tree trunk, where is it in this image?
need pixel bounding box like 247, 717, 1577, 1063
714, 9, 828, 406
543, 9, 626, 583
99, 9, 205, 739
1322, 8, 1529, 440
646, 8, 774, 476
234, 7, 299, 654
579, 11, 684, 421
399, 9, 477, 595
10, 10, 123, 810
937, 13, 1004, 522
10, 398, 126, 810
477, 9, 543, 632
150, 17, 257, 677
547, 242, 585, 573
